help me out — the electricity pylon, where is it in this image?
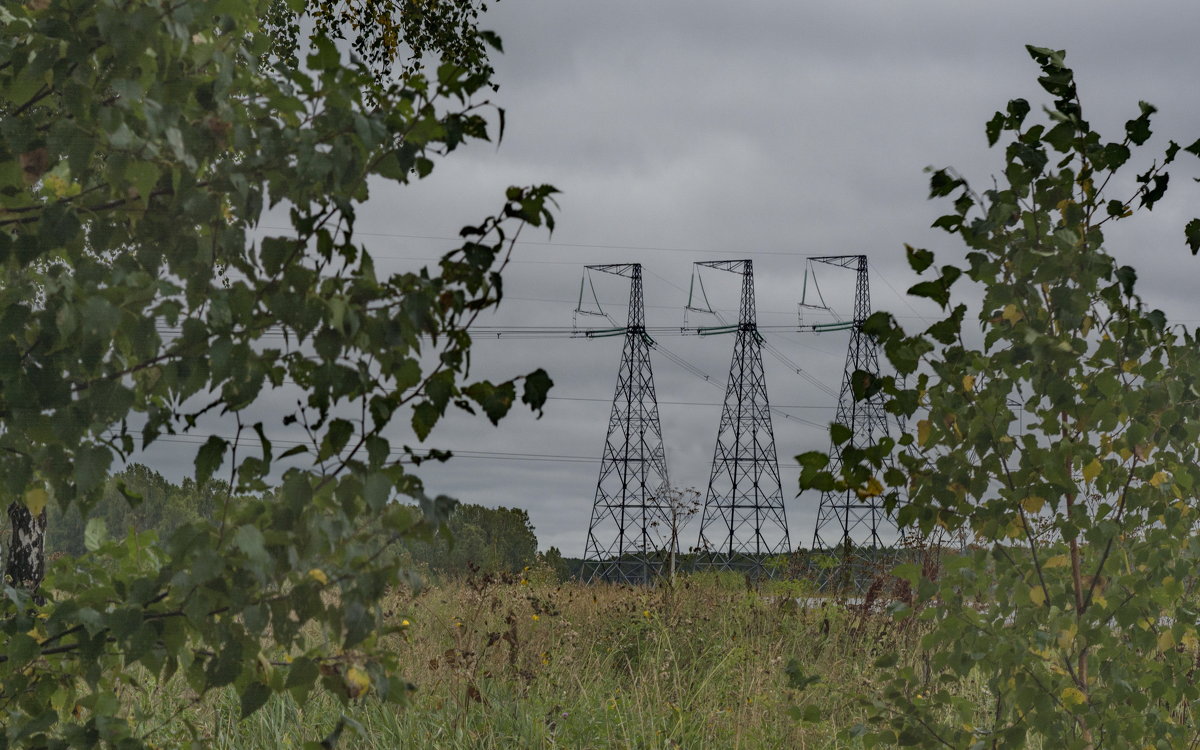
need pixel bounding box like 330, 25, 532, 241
693, 259, 790, 575
580, 264, 672, 584
808, 255, 897, 589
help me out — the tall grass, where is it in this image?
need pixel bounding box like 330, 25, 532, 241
140, 571, 925, 748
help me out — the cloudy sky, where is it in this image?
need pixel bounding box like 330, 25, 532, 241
142, 1, 1200, 556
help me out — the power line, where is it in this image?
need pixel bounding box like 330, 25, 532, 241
760, 335, 839, 399
151, 323, 845, 340
257, 225, 816, 258
143, 434, 812, 467
871, 266, 933, 326
547, 395, 833, 409
653, 317, 827, 430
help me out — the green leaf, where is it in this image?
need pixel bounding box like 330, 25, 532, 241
75, 444, 113, 493
1125, 101, 1156, 146
84, 517, 108, 552
796, 451, 830, 473
126, 161, 159, 201
906, 266, 959, 310
907, 280, 948, 307
240, 681, 271, 719
830, 422, 853, 446
412, 402, 440, 441
985, 111, 1005, 147
1115, 265, 1137, 297
1102, 142, 1131, 170
927, 168, 962, 198
320, 418, 354, 460
1186, 219, 1200, 255
6, 633, 39, 668
891, 562, 920, 586
464, 381, 516, 425
363, 472, 390, 511
195, 435, 229, 484
905, 245, 934, 274
925, 304, 965, 345
286, 657, 320, 705
307, 35, 340, 71
234, 525, 271, 579
873, 652, 899, 669
521, 368, 553, 413
850, 369, 882, 402
1043, 121, 1075, 152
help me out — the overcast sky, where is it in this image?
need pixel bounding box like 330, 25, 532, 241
138, 1, 1200, 556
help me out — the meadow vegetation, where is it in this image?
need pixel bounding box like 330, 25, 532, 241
127, 570, 925, 749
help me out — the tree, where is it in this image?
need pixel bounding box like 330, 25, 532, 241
798, 46, 1200, 746
537, 545, 573, 581
46, 465, 230, 558
0, 0, 555, 745
405, 503, 539, 574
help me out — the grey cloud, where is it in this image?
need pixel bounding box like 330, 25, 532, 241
124, 0, 1200, 556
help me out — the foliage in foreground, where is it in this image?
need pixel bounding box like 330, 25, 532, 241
800, 46, 1200, 747
0, 0, 554, 746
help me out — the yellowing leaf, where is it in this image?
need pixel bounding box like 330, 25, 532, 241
1057, 624, 1077, 650
1021, 496, 1045, 513
1043, 554, 1070, 569
1001, 304, 1024, 325
345, 666, 371, 699
1183, 631, 1199, 650
944, 413, 963, 440
1080, 315, 1093, 337
1004, 517, 1025, 539
308, 568, 329, 585
23, 487, 47, 516
1029, 586, 1046, 606
1060, 686, 1086, 707
1158, 630, 1175, 652
1081, 458, 1102, 484
856, 477, 885, 498
962, 374, 976, 392
1121, 359, 1137, 373
917, 419, 931, 447
1149, 471, 1169, 488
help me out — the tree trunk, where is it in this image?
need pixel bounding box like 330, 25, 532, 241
6, 501, 47, 593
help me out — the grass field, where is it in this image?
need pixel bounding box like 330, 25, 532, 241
134, 570, 926, 749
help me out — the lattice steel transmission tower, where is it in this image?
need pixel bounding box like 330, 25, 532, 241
809, 255, 897, 585
580, 264, 673, 584
694, 260, 790, 574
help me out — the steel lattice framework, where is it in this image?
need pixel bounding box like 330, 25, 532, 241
580, 264, 673, 584
809, 255, 898, 587
694, 260, 790, 574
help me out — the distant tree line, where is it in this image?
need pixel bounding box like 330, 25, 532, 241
44, 465, 227, 558
404, 503, 539, 575
29, 465, 551, 577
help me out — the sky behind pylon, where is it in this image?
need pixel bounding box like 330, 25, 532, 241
136, 0, 1200, 556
